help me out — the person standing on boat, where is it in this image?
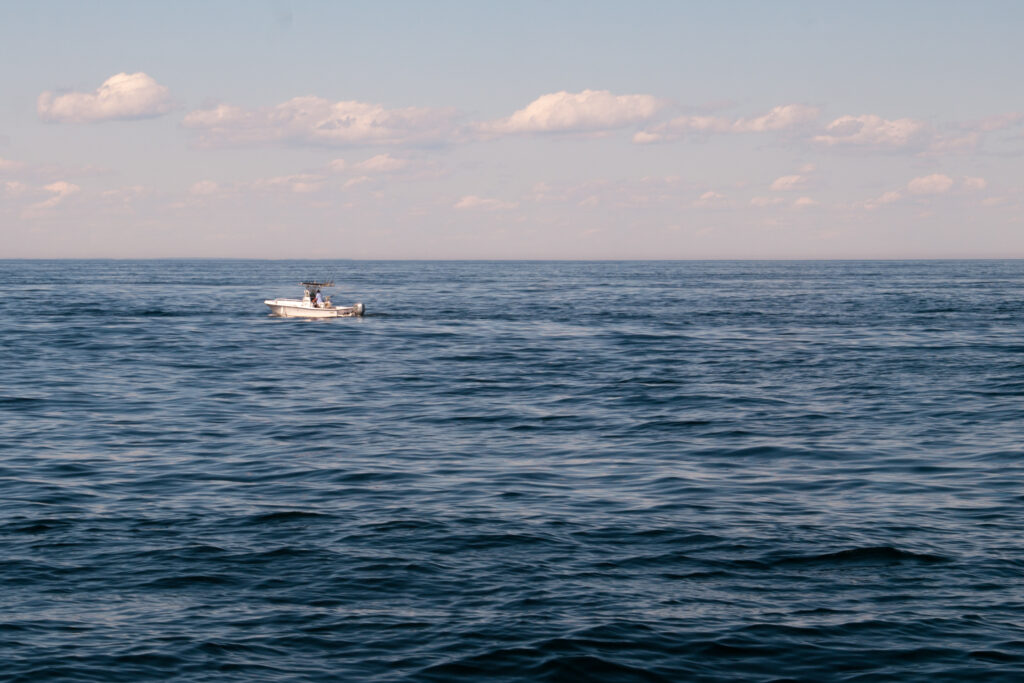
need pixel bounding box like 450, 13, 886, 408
314, 289, 324, 307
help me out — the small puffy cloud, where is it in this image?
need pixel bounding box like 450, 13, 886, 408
770, 174, 808, 191
98, 185, 151, 213
863, 190, 904, 210
327, 159, 347, 172
0, 157, 26, 173
693, 190, 727, 207
813, 114, 929, 149
356, 154, 409, 172
454, 195, 518, 210
793, 196, 818, 208
42, 180, 79, 201
344, 175, 371, 189
38, 72, 173, 123
774, 110, 1017, 155
632, 130, 664, 144
288, 179, 324, 194
907, 173, 954, 195
182, 97, 459, 147
865, 174, 985, 210
733, 104, 820, 132
479, 89, 661, 135
25, 181, 80, 213
636, 104, 818, 143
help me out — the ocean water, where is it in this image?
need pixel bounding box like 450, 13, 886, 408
2, 259, 1024, 682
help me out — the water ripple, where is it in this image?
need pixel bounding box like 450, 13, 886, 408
3, 260, 1024, 681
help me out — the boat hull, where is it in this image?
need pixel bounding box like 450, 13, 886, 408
264, 299, 365, 318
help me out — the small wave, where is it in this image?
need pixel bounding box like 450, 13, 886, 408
141, 574, 241, 589
768, 546, 950, 567
970, 649, 1024, 663
0, 396, 47, 407
136, 309, 188, 317
248, 510, 332, 524
361, 519, 449, 533
3, 518, 72, 534
420, 650, 672, 683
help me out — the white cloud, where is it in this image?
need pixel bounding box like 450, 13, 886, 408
479, 89, 661, 135
820, 112, 1022, 156
344, 175, 371, 189
0, 157, 26, 173
733, 104, 820, 132
632, 130, 664, 144
813, 114, 929, 149
863, 190, 904, 210
907, 173, 954, 195
356, 154, 410, 172
26, 181, 80, 213
864, 174, 974, 210
38, 72, 173, 123
693, 190, 727, 207
182, 97, 459, 147
98, 185, 150, 213
770, 174, 807, 191
793, 196, 818, 208
454, 195, 518, 210
635, 104, 818, 143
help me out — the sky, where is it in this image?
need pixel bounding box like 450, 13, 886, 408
1, 0, 1023, 259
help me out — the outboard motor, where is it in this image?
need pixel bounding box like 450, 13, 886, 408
353, 302, 365, 316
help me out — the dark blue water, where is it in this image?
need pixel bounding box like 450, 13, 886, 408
3, 260, 1024, 681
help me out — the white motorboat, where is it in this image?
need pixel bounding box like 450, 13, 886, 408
265, 281, 365, 318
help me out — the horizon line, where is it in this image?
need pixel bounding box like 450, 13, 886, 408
3, 257, 1024, 262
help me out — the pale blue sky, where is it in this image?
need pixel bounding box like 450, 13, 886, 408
2, 1, 1022, 257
